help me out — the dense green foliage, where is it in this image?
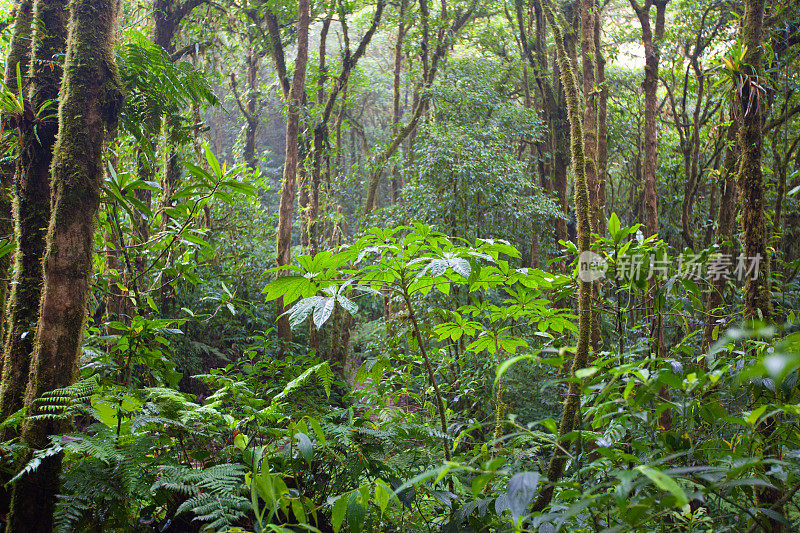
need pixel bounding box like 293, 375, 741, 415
0, 0, 798, 531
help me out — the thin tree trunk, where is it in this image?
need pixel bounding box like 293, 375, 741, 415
275, 0, 310, 346
363, 0, 477, 214
580, 0, 601, 351
595, 5, 607, 236
7, 0, 123, 528
532, 0, 592, 512
0, 0, 68, 439
308, 15, 332, 255
581, 0, 598, 234
630, 0, 667, 241
230, 39, 261, 174
390, 0, 408, 204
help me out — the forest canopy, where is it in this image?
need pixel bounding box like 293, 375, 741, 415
0, 0, 798, 531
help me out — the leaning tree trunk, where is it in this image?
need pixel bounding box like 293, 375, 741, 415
275, 0, 310, 347
7, 0, 123, 528
0, 0, 34, 354
736, 0, 783, 528
0, 0, 68, 440
531, 0, 592, 513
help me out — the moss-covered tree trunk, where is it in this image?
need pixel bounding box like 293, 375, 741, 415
0, 0, 34, 355
736, 0, 783, 528
580, 0, 598, 234
7, 0, 123, 528
275, 0, 310, 346
0, 0, 68, 441
594, 5, 607, 237
532, 0, 592, 512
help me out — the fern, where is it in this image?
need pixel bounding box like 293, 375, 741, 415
268, 361, 333, 408
9, 442, 63, 484
27, 376, 99, 422
154, 463, 249, 530
42, 425, 157, 532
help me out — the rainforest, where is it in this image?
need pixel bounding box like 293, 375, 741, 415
0, 0, 798, 531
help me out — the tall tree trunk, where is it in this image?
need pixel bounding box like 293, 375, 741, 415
737, 0, 783, 527
630, 0, 667, 240
581, 0, 598, 234
0, 0, 34, 354
230, 41, 261, 174
703, 109, 738, 349
630, 0, 668, 427
532, 0, 592, 512
595, 4, 607, 236
0, 0, 68, 439
243, 52, 260, 173
7, 0, 123, 528
580, 0, 601, 350
521, 0, 569, 246
308, 14, 332, 255
390, 0, 407, 204
275, 0, 310, 346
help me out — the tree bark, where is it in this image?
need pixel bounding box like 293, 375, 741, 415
630, 0, 667, 240
0, 0, 68, 440
736, 0, 783, 526
0, 0, 34, 354
7, 0, 123, 528
275, 0, 310, 346
532, 0, 592, 512
630, 0, 668, 414
581, 0, 598, 234
595, 4, 607, 236
702, 109, 738, 349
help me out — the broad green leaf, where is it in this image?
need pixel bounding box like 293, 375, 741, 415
331, 495, 347, 533
636, 465, 688, 507
495, 354, 532, 384
608, 212, 621, 241
295, 433, 313, 466
506, 472, 539, 522
374, 480, 390, 514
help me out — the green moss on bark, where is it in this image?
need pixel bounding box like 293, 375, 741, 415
532, 0, 592, 513
7, 0, 123, 528
0, 0, 68, 440
735, 0, 783, 528
0, 0, 35, 359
